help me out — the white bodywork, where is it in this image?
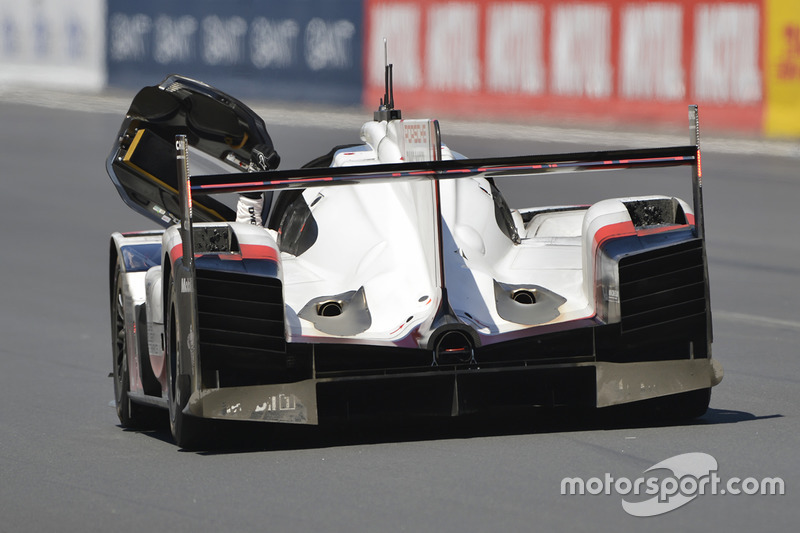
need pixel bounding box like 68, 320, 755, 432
256, 118, 692, 345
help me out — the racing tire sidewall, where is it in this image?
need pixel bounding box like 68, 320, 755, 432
166, 277, 202, 449
112, 261, 134, 426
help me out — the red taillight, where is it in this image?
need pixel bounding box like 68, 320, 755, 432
697, 149, 703, 179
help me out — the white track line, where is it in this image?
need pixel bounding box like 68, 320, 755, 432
714, 310, 800, 331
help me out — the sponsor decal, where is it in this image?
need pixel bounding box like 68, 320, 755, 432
225, 402, 242, 415
186, 324, 196, 367
109, 11, 357, 72
255, 394, 297, 413
106, 0, 363, 104
693, 3, 762, 103
398, 119, 436, 162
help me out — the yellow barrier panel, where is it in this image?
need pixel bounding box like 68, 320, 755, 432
765, 0, 800, 137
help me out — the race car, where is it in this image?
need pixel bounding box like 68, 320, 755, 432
107, 74, 723, 448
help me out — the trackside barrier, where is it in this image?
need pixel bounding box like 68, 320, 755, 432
365, 0, 800, 137
0, 1, 797, 137
0, 0, 106, 90
105, 0, 363, 104
764, 0, 800, 136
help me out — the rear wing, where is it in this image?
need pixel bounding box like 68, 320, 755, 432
186, 105, 705, 239
174, 105, 709, 348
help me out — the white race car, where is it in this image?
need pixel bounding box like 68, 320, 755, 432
107, 74, 722, 448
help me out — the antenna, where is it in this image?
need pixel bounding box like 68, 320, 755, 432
374, 39, 402, 122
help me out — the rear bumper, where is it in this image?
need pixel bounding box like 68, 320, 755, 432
184, 357, 723, 425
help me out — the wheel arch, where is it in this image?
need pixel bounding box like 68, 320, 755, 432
109, 234, 123, 305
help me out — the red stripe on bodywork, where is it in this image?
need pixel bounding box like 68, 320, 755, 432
592, 221, 636, 252
240, 244, 279, 261
169, 243, 183, 265
592, 220, 695, 254
197, 176, 335, 190
169, 242, 278, 264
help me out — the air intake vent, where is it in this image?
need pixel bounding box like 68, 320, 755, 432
623, 198, 687, 228
195, 269, 286, 384
618, 239, 707, 342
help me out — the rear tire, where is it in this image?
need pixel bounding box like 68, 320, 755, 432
111, 262, 156, 428
166, 278, 205, 449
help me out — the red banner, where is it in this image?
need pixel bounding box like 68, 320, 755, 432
365, 0, 765, 132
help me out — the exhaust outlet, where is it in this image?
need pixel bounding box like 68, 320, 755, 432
511, 288, 537, 305
317, 300, 343, 317
298, 287, 372, 336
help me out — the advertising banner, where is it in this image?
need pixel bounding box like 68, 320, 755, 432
365, 0, 767, 133
2, 1, 796, 137
107, 0, 363, 104
0, 0, 106, 90
765, 0, 800, 136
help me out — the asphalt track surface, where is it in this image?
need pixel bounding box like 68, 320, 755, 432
1, 91, 798, 532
